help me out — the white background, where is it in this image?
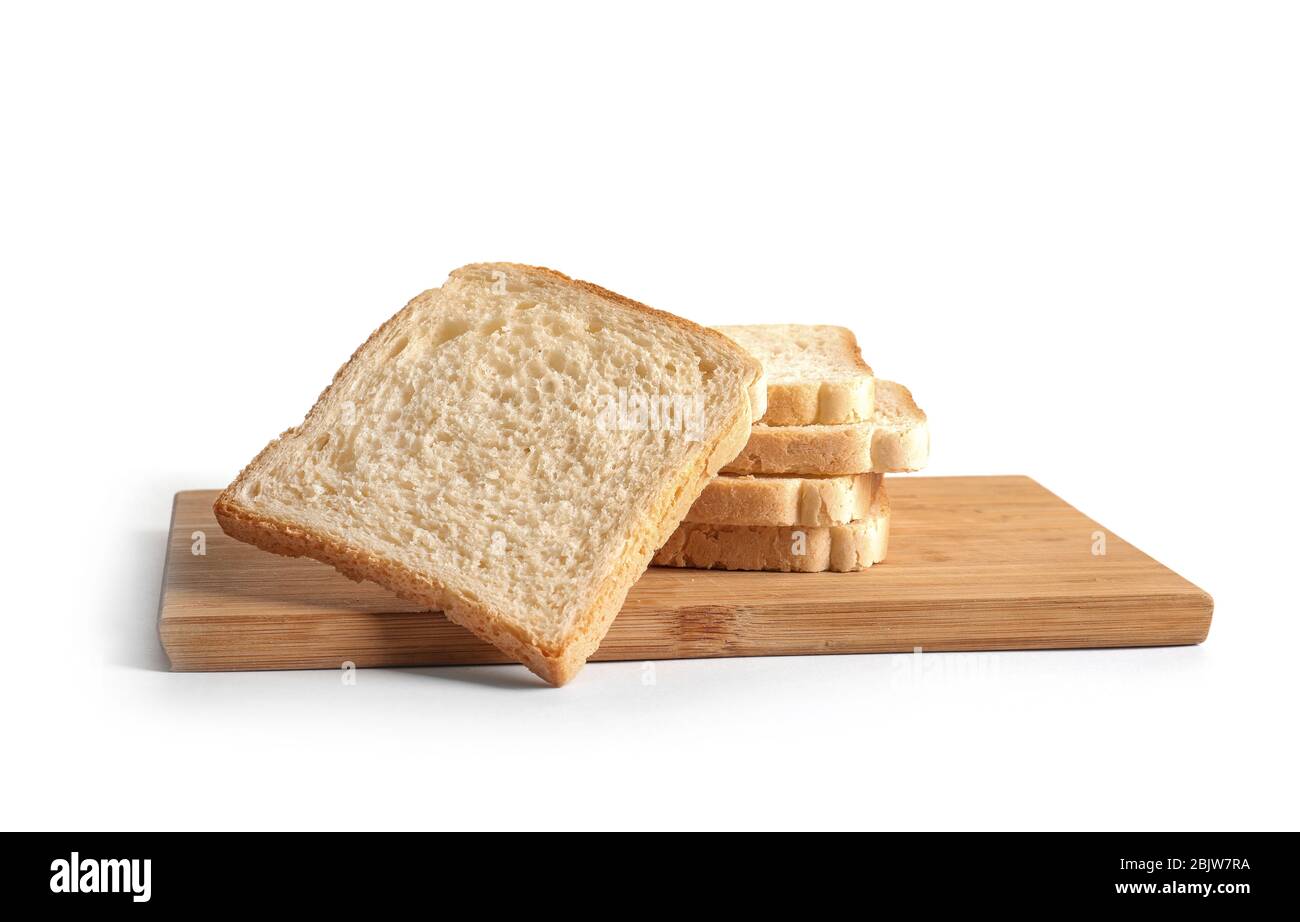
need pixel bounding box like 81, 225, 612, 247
2, 1, 1297, 830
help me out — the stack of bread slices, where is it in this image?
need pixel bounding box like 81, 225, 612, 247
653, 325, 929, 572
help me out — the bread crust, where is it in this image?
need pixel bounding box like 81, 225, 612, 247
214, 265, 763, 686
654, 486, 891, 572
721, 380, 929, 476
685, 473, 881, 527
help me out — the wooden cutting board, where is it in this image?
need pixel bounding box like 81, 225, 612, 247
158, 476, 1212, 672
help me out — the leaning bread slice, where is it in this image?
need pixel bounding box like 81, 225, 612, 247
214, 263, 764, 686
715, 324, 874, 425
685, 472, 881, 527
721, 379, 928, 476
654, 485, 890, 572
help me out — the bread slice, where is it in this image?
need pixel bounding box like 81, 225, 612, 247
715, 324, 874, 425
720, 379, 928, 476
214, 263, 765, 686
684, 472, 881, 527
654, 485, 891, 572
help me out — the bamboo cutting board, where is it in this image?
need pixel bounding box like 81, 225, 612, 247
158, 476, 1212, 672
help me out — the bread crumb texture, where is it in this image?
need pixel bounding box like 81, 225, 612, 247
216, 263, 761, 684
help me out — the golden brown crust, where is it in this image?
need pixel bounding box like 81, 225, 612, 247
213, 266, 763, 686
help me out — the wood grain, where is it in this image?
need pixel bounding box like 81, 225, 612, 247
158, 476, 1213, 671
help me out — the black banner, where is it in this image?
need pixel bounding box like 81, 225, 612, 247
6, 833, 1288, 909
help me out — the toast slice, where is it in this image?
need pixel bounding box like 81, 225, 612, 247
214, 263, 765, 686
654, 485, 891, 572
684, 472, 881, 527
720, 380, 928, 476
715, 324, 874, 425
